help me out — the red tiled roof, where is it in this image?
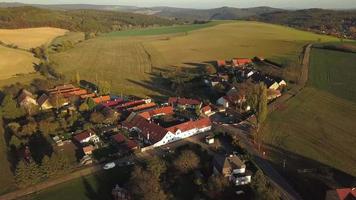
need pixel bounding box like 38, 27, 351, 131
112, 134, 126, 144
83, 145, 94, 154
80, 93, 96, 99
168, 97, 201, 106
201, 105, 212, 113
336, 188, 356, 200
102, 98, 124, 107
217, 60, 226, 67
116, 100, 146, 110
166, 117, 212, 133
139, 106, 174, 120
123, 115, 168, 144
233, 58, 252, 66
128, 102, 156, 112
93, 96, 111, 104
73, 130, 95, 143
125, 140, 138, 150
47, 84, 75, 92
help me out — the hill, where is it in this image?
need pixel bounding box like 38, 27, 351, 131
254, 9, 356, 39
51, 21, 337, 98
0, 6, 175, 32
263, 46, 356, 199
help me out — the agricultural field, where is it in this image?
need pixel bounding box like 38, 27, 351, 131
0, 27, 67, 49
263, 47, 356, 199
52, 21, 338, 97
0, 46, 39, 80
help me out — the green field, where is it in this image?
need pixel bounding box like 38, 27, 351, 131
20, 167, 132, 200
52, 21, 338, 97
105, 21, 225, 37
263, 47, 356, 199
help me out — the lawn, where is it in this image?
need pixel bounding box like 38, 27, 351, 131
51, 21, 338, 98
0, 46, 39, 80
263, 47, 356, 199
0, 27, 67, 49
20, 166, 132, 200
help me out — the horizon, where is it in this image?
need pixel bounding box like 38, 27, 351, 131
1, 0, 356, 9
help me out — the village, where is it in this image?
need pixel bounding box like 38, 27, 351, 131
9, 57, 287, 199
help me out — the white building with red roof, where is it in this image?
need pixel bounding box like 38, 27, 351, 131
73, 129, 100, 144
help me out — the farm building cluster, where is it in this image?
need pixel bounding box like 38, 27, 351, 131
205, 57, 287, 111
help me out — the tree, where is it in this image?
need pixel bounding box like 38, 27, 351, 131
174, 150, 200, 173
40, 155, 54, 179
49, 95, 68, 109
254, 83, 268, 150
20, 121, 37, 136
15, 160, 42, 188
7, 122, 21, 135
146, 156, 167, 179
0, 95, 25, 119
75, 71, 80, 85
129, 166, 167, 200
97, 80, 111, 95
206, 175, 229, 199
38, 120, 59, 135
251, 170, 280, 200
9, 135, 24, 149
90, 112, 105, 124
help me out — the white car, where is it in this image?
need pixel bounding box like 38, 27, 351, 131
103, 162, 116, 170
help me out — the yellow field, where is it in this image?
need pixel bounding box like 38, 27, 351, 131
0, 46, 39, 80
0, 27, 67, 49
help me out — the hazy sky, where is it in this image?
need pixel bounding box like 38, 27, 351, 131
4, 0, 356, 9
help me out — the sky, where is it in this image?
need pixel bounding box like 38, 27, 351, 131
3, 0, 356, 9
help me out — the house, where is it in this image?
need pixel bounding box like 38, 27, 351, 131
17, 89, 38, 108
216, 96, 230, 108
274, 77, 287, 87
112, 133, 126, 144
92, 96, 111, 104
124, 140, 139, 151
127, 102, 157, 112
232, 58, 252, 67
73, 130, 100, 144
325, 188, 356, 200
37, 94, 53, 110
267, 89, 282, 100
83, 145, 95, 155
201, 105, 214, 116
263, 77, 280, 90
213, 155, 252, 186
205, 135, 215, 144
139, 106, 174, 120
168, 97, 201, 109
123, 115, 212, 149
102, 98, 125, 108
216, 60, 226, 67
116, 99, 151, 111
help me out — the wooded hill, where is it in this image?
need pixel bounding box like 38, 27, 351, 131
253, 9, 356, 39
0, 6, 175, 32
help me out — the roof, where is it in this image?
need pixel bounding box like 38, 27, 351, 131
80, 93, 96, 99
112, 134, 126, 144
116, 100, 146, 110
201, 105, 212, 113
123, 115, 168, 144
166, 117, 211, 133
125, 140, 138, 150
17, 89, 34, 104
217, 60, 226, 67
233, 58, 252, 66
37, 93, 50, 106
214, 155, 245, 173
102, 98, 124, 107
92, 96, 111, 104
83, 145, 94, 153
128, 102, 157, 112
73, 130, 95, 143
336, 188, 356, 200
139, 106, 174, 120
168, 97, 201, 106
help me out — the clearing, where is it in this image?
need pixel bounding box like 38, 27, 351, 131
52, 21, 338, 97
263, 47, 356, 199
0, 46, 39, 80
0, 27, 67, 49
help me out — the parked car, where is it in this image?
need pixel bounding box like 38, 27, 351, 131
103, 162, 116, 170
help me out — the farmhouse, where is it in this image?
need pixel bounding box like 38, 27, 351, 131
232, 58, 253, 67
92, 95, 111, 104
17, 89, 38, 108
138, 106, 174, 120
37, 94, 53, 110
73, 129, 100, 144
213, 154, 252, 186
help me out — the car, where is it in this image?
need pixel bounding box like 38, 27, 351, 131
103, 162, 116, 170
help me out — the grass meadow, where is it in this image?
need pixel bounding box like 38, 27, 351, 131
0, 27, 67, 50
263, 47, 356, 199
0, 46, 39, 80
52, 21, 338, 97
